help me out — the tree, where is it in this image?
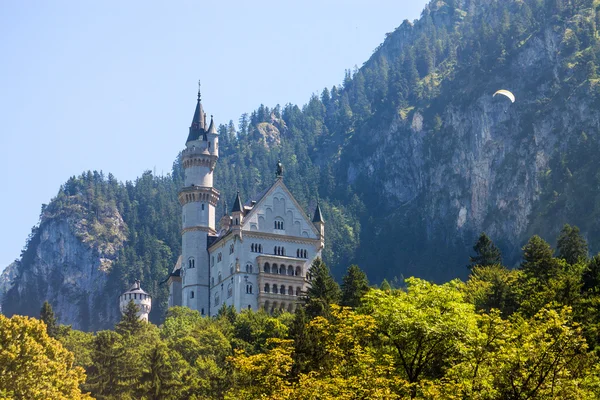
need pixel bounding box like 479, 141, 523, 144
520, 235, 559, 281
0, 314, 91, 399
380, 278, 392, 292
557, 224, 588, 265
468, 232, 502, 269
340, 264, 370, 308
361, 279, 479, 387
40, 300, 58, 338
138, 343, 182, 400
304, 258, 341, 319
116, 300, 143, 335
583, 254, 600, 293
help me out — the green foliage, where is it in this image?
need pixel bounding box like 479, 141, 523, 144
340, 264, 370, 308
304, 258, 341, 319
557, 223, 589, 264
40, 300, 58, 338
116, 300, 143, 336
468, 232, 502, 269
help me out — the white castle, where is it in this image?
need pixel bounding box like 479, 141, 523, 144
167, 86, 324, 316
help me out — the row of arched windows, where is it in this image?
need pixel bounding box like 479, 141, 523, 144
274, 246, 285, 256
263, 262, 301, 276
251, 243, 263, 253
263, 284, 302, 296
274, 220, 284, 230
263, 301, 295, 313
296, 249, 307, 258
122, 293, 150, 301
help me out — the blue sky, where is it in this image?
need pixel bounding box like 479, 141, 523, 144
0, 0, 428, 271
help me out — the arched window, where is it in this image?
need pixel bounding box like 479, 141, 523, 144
251, 244, 255, 252
287, 265, 293, 275
272, 264, 278, 274
190, 291, 194, 299
218, 272, 222, 282
188, 257, 195, 268
279, 265, 285, 274
264, 262, 270, 273
282, 247, 285, 256
274, 246, 277, 255
215, 292, 220, 306
296, 287, 301, 296
273, 285, 278, 294
246, 284, 253, 294
288, 285, 293, 296
295, 266, 301, 276
264, 283, 270, 293
227, 284, 233, 298
246, 263, 253, 273
280, 285, 286, 295
235, 218, 239, 225
259, 244, 262, 253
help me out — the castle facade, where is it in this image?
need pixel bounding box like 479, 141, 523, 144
167, 87, 324, 316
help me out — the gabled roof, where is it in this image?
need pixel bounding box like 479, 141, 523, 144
241, 178, 320, 237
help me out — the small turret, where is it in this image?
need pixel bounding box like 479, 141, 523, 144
119, 280, 152, 321
231, 192, 244, 227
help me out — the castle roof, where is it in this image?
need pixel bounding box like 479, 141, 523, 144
312, 203, 324, 223
122, 280, 150, 296
208, 115, 218, 134
231, 191, 244, 213
186, 84, 207, 143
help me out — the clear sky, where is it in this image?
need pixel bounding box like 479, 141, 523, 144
0, 0, 428, 271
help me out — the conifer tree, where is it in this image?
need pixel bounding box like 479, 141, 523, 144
468, 232, 502, 269
40, 300, 58, 338
520, 235, 559, 281
116, 300, 143, 335
557, 224, 588, 265
304, 258, 340, 319
340, 265, 369, 308
380, 279, 392, 292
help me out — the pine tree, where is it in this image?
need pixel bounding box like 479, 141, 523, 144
520, 235, 559, 281
304, 258, 341, 319
340, 265, 369, 308
468, 232, 502, 269
116, 300, 143, 335
380, 279, 392, 292
40, 301, 58, 338
557, 224, 588, 265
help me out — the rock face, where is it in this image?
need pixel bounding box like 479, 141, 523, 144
2, 203, 126, 331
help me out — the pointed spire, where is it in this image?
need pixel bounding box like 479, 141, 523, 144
208, 115, 217, 134
312, 202, 324, 223
231, 191, 244, 213
186, 81, 206, 143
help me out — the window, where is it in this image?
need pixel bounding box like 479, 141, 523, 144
246, 263, 253, 273
230, 264, 234, 275
217, 253, 222, 262
230, 244, 234, 254
227, 284, 233, 298
215, 292, 220, 306
272, 285, 278, 294
190, 291, 194, 299
288, 286, 293, 296
295, 266, 301, 276
264, 283, 270, 293
202, 204, 205, 210
248, 304, 251, 309
274, 219, 284, 230
188, 257, 195, 269
201, 308, 205, 315
296, 287, 301, 296
218, 272, 222, 283
246, 284, 253, 294
264, 262, 270, 273
211, 277, 215, 286
280, 285, 286, 295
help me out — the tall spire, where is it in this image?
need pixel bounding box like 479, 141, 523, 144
231, 191, 244, 213
186, 80, 206, 143
312, 202, 324, 223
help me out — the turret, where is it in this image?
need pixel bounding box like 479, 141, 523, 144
119, 280, 152, 321
178, 82, 220, 316
231, 191, 244, 238
313, 202, 325, 249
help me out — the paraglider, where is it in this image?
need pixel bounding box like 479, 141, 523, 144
493, 89, 515, 103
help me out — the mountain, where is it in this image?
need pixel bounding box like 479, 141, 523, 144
4, 0, 600, 328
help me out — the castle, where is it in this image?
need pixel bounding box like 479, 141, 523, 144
167, 86, 324, 316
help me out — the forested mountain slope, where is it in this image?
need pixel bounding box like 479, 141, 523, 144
4, 0, 600, 328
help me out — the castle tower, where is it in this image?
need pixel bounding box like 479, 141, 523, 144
119, 280, 152, 321
313, 202, 325, 250
178, 83, 220, 316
